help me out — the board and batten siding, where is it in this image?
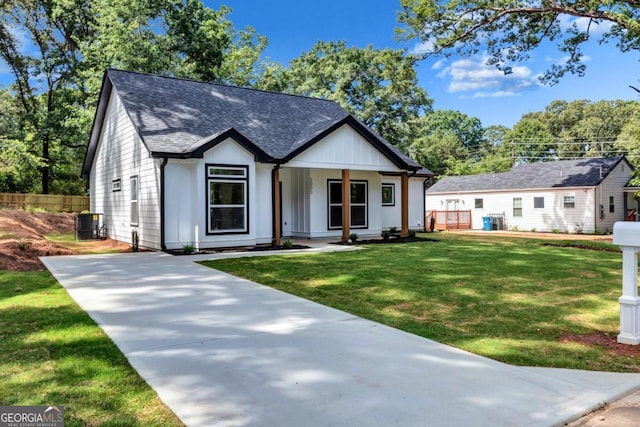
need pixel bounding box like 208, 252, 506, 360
163, 138, 266, 250
90, 90, 161, 249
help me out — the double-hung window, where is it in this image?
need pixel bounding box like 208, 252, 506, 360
207, 165, 248, 234
382, 183, 395, 206
328, 180, 368, 229
513, 197, 522, 217
130, 176, 138, 226
563, 196, 575, 208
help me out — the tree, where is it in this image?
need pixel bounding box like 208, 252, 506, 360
0, 0, 269, 194
283, 41, 432, 149
397, 1, 640, 83
410, 110, 484, 175
504, 118, 556, 163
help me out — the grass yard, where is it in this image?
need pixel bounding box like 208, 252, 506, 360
201, 233, 639, 373
0, 270, 183, 426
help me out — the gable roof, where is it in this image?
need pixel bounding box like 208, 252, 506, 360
82, 69, 426, 178
426, 157, 629, 193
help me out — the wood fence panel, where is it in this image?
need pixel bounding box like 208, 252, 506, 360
0, 193, 89, 213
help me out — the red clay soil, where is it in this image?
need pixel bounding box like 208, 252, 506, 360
559, 332, 640, 359
0, 210, 130, 271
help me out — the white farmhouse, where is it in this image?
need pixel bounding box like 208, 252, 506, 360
425, 157, 635, 234
82, 69, 433, 250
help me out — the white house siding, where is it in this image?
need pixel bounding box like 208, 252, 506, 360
254, 164, 274, 244
163, 159, 197, 250
288, 167, 312, 237
426, 188, 597, 233
380, 176, 425, 230
286, 124, 402, 172
90, 91, 161, 249
594, 160, 632, 233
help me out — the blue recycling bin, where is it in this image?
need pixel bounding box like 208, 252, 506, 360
482, 217, 492, 231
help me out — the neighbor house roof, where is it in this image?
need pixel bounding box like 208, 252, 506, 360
82, 69, 428, 178
426, 157, 628, 193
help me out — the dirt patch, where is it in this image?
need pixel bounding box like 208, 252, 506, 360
541, 242, 620, 252
0, 209, 131, 271
559, 332, 640, 358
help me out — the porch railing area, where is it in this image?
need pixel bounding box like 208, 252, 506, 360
426, 210, 472, 231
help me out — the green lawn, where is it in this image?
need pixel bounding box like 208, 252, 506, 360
201, 233, 636, 372
0, 270, 183, 426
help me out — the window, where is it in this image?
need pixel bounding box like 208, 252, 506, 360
382, 183, 395, 206
112, 179, 121, 192
513, 197, 522, 217
563, 196, 575, 208
328, 180, 368, 229
534, 197, 544, 209
474, 198, 483, 209
609, 196, 615, 213
130, 176, 138, 225
207, 165, 248, 234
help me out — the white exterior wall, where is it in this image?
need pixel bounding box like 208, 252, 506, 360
164, 138, 262, 250
380, 176, 426, 230
426, 188, 597, 233
595, 160, 633, 233
90, 91, 161, 249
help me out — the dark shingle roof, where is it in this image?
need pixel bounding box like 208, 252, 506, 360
82, 69, 427, 177
426, 157, 628, 193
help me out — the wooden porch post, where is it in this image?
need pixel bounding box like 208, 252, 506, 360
273, 167, 281, 247
401, 172, 409, 238
342, 169, 350, 241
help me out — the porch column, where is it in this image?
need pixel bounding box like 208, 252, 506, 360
401, 172, 409, 238
273, 167, 281, 247
342, 169, 350, 241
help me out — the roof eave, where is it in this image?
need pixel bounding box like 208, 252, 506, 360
81, 71, 112, 179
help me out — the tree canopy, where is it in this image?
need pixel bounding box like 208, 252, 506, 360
397, 1, 640, 83
281, 41, 432, 149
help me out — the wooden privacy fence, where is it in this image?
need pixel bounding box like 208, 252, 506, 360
426, 210, 472, 231
0, 193, 89, 213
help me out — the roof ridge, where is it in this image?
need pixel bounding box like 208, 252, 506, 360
106, 68, 342, 105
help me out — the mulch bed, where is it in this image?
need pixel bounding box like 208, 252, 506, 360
559, 332, 640, 358
541, 242, 620, 252
167, 244, 311, 255
333, 235, 440, 245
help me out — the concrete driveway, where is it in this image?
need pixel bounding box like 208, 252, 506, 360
41, 250, 640, 427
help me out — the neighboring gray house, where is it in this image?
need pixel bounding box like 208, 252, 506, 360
425, 157, 635, 233
82, 69, 433, 250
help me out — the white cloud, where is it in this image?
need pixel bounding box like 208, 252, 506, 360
557, 15, 615, 35
437, 55, 537, 97
412, 39, 435, 55
431, 58, 447, 70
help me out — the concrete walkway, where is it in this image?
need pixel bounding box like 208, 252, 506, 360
41, 248, 640, 427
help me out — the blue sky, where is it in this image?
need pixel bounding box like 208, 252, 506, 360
1, 1, 638, 128
213, 0, 640, 128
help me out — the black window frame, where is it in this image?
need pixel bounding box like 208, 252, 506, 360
382, 183, 395, 206
474, 198, 483, 209
327, 180, 368, 230
206, 164, 249, 235
112, 178, 121, 192
130, 175, 138, 226
609, 196, 615, 213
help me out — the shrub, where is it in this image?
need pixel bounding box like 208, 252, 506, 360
552, 229, 559, 234
381, 230, 391, 240
282, 240, 293, 249
530, 228, 536, 233
388, 226, 398, 234
182, 244, 194, 255
408, 229, 416, 238
349, 233, 358, 242
17, 238, 31, 251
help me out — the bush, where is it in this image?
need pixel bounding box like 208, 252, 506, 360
282, 240, 293, 249
381, 230, 391, 240
17, 238, 31, 251
182, 244, 194, 255
388, 226, 398, 234
408, 229, 416, 238
349, 233, 358, 242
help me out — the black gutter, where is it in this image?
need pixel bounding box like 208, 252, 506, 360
160, 157, 168, 251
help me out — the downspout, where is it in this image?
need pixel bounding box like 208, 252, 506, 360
160, 157, 168, 251
271, 163, 281, 246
